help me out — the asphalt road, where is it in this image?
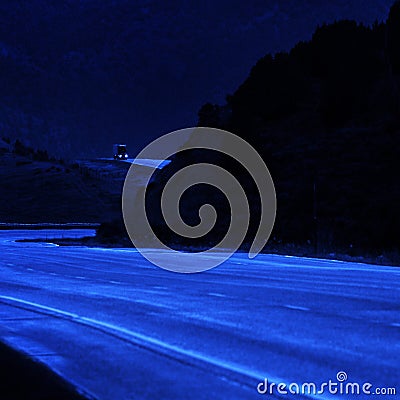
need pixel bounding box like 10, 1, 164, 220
0, 230, 399, 400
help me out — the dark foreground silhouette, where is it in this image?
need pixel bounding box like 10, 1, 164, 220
0, 341, 90, 400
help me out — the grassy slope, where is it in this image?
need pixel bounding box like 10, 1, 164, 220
0, 140, 122, 223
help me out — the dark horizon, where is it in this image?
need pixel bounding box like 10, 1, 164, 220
0, 0, 394, 158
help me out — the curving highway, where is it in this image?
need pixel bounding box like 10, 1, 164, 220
0, 230, 399, 399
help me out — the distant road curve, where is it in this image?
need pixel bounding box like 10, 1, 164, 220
97, 158, 171, 168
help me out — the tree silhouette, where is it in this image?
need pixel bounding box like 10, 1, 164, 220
387, 0, 400, 74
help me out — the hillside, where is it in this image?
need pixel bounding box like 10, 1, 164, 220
1, 2, 399, 262
188, 3, 400, 257
0, 138, 122, 223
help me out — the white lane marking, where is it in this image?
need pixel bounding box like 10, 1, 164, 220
109, 281, 120, 284
208, 293, 227, 298
283, 305, 310, 312
391, 323, 400, 328
75, 276, 85, 280
27, 268, 34, 271
0, 295, 321, 399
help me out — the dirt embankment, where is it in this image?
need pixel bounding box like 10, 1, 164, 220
0, 139, 125, 224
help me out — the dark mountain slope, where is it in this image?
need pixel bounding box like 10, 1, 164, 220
195, 3, 400, 256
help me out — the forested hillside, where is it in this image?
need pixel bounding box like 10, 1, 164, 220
195, 2, 400, 257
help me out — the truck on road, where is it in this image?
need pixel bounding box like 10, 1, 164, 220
113, 144, 128, 160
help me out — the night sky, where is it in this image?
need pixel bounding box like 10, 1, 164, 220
0, 0, 394, 156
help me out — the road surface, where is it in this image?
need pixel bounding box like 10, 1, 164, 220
98, 158, 171, 168
0, 230, 399, 399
